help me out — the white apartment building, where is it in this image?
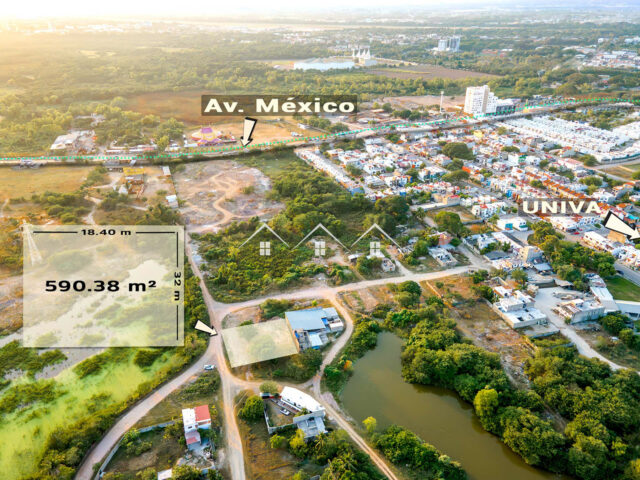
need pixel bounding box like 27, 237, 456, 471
584, 231, 614, 251
471, 201, 506, 218
437, 35, 460, 52
464, 85, 498, 116
502, 116, 634, 162
550, 216, 579, 232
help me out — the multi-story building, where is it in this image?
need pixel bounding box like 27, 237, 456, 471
464, 85, 497, 116
436, 35, 461, 53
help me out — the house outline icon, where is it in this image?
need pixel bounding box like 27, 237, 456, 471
350, 223, 400, 249
293, 223, 348, 251
239, 222, 289, 249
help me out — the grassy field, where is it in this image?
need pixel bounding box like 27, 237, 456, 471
605, 275, 640, 301
0, 350, 187, 479
135, 370, 221, 428
600, 163, 640, 180
369, 63, 498, 80
0, 166, 93, 200
237, 149, 299, 178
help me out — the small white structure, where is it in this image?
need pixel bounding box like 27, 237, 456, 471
158, 470, 173, 480
494, 290, 548, 329
280, 387, 324, 414
182, 405, 211, 450
556, 298, 605, 323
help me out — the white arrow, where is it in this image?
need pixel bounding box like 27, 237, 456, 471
194, 320, 218, 336
240, 117, 258, 147
603, 211, 640, 241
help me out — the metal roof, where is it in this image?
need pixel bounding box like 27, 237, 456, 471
285, 308, 327, 331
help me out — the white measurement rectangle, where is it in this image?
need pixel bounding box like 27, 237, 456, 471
23, 225, 184, 347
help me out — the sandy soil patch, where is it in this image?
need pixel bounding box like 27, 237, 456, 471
381, 94, 466, 111
173, 160, 283, 233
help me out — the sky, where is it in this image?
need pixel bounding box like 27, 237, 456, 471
3, 0, 621, 20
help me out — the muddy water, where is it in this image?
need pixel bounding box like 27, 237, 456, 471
341, 332, 569, 480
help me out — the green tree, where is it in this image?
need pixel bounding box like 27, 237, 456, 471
260, 381, 280, 395
173, 465, 202, 480
289, 428, 308, 458
240, 395, 264, 421
363, 416, 378, 436
474, 388, 500, 432
511, 268, 528, 287
270, 434, 288, 449
442, 142, 474, 160
435, 211, 464, 236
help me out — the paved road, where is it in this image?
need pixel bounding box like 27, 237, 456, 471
615, 263, 640, 286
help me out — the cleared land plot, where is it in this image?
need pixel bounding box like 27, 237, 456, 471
222, 319, 299, 368
0, 166, 92, 200
173, 159, 283, 233
371, 64, 498, 80
605, 275, 640, 301
340, 285, 396, 313
426, 205, 478, 224
103, 427, 183, 478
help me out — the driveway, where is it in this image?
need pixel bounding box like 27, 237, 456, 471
534, 287, 623, 371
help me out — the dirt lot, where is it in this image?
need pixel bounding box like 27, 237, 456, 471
223, 305, 262, 329
381, 94, 466, 110
173, 160, 283, 233
340, 285, 396, 313
372, 64, 498, 81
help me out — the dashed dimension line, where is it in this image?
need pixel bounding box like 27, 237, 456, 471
1, 96, 637, 163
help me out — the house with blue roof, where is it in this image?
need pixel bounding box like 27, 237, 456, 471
285, 307, 344, 351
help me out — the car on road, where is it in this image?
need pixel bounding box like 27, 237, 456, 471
203, 364, 216, 371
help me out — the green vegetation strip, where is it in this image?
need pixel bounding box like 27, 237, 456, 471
1, 96, 635, 163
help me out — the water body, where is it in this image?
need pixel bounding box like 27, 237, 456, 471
341, 332, 568, 480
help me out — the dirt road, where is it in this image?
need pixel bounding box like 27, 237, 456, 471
74, 250, 472, 480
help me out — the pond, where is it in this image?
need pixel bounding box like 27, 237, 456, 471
341, 332, 569, 480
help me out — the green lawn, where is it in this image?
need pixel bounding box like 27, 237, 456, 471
605, 276, 640, 302
0, 350, 187, 479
